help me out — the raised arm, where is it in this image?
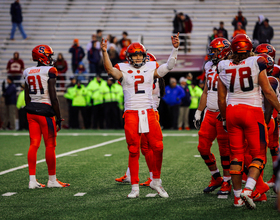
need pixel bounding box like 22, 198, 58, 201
154, 32, 180, 79
101, 38, 123, 80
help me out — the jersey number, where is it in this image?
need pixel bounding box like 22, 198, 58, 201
226, 67, 253, 92
207, 74, 218, 91
27, 75, 44, 94
134, 75, 145, 94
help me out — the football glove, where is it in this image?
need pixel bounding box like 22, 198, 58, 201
222, 119, 227, 132
56, 118, 64, 132
193, 110, 202, 130
216, 113, 222, 121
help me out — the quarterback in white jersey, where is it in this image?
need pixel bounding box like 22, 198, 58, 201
218, 34, 280, 209
102, 33, 179, 198
194, 38, 232, 196
24, 44, 69, 189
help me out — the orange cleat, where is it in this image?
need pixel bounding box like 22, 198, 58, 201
47, 179, 70, 188
185, 127, 190, 130
266, 174, 276, 188
140, 177, 152, 186
217, 180, 232, 195
178, 127, 182, 130
234, 196, 245, 207
252, 191, 267, 202
115, 174, 131, 183
240, 188, 256, 209
203, 176, 223, 193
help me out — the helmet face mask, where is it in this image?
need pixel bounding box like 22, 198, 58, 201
208, 38, 231, 65
126, 42, 147, 68
32, 45, 55, 66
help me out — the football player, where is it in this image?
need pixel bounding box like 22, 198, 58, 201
115, 53, 165, 187
24, 45, 70, 189
194, 38, 232, 196
255, 44, 280, 188
218, 34, 280, 209
101, 33, 180, 198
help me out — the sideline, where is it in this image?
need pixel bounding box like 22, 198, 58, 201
0, 137, 126, 176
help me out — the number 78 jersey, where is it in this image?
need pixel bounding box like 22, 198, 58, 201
218, 56, 266, 108
115, 62, 158, 111
23, 66, 58, 105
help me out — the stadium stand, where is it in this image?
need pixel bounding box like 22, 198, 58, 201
0, 0, 279, 89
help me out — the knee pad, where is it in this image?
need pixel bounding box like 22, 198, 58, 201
30, 139, 41, 149
128, 144, 140, 155
249, 158, 265, 171
229, 160, 243, 175
220, 156, 230, 171
197, 137, 213, 155
201, 153, 216, 167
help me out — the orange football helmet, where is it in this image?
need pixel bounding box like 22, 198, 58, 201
257, 53, 274, 75
32, 44, 54, 66
254, 43, 276, 60
126, 42, 147, 67
231, 34, 253, 54
146, 52, 157, 62
208, 37, 231, 64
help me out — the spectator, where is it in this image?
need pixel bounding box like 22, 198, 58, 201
232, 22, 246, 38
109, 36, 120, 53
88, 41, 101, 74
64, 76, 76, 128
119, 32, 132, 61
172, 11, 185, 34
184, 14, 193, 34
253, 15, 265, 42
278, 58, 280, 66
69, 38, 85, 73
198, 80, 205, 90
218, 21, 228, 39
108, 41, 120, 67
16, 84, 28, 130
1, 76, 17, 130
64, 80, 88, 129
10, 0, 28, 40
258, 18, 274, 44
209, 28, 218, 42
162, 77, 185, 130
186, 73, 193, 85
86, 34, 101, 51
178, 77, 191, 130
54, 53, 68, 89
232, 10, 247, 31
6, 51, 24, 87
217, 30, 224, 38
188, 81, 203, 129
102, 78, 120, 129
96, 29, 103, 43
75, 62, 87, 82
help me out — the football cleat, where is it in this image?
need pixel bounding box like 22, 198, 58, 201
29, 181, 46, 189
140, 177, 152, 187
115, 174, 131, 183
265, 174, 276, 188
240, 188, 256, 209
252, 191, 267, 202
47, 179, 70, 188
127, 189, 139, 198
203, 176, 223, 193
217, 180, 232, 195
234, 196, 245, 207
150, 179, 169, 198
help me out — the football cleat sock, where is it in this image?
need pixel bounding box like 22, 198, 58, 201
49, 175, 56, 182
223, 175, 231, 182
29, 175, 36, 182
245, 177, 256, 190
233, 189, 242, 198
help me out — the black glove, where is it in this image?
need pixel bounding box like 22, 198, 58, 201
56, 118, 64, 132
222, 119, 227, 132
216, 113, 222, 121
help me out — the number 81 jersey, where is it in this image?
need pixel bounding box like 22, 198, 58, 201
218, 56, 265, 108
115, 62, 158, 111
23, 66, 58, 105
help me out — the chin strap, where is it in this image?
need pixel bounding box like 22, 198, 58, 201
157, 47, 178, 77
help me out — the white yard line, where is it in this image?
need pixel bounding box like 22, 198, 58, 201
0, 137, 126, 176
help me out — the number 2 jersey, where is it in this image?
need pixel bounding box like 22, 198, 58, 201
218, 56, 267, 108
204, 61, 219, 111
115, 61, 159, 111
23, 66, 58, 105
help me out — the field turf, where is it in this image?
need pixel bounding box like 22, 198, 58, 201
0, 129, 279, 219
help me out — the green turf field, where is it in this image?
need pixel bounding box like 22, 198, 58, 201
0, 129, 279, 219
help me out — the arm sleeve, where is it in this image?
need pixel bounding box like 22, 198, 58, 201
48, 67, 58, 78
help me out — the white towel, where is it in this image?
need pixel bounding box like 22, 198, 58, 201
138, 110, 149, 133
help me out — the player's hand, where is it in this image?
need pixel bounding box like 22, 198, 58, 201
56, 118, 64, 132
216, 113, 222, 121
101, 38, 108, 52
222, 119, 227, 132
171, 32, 180, 49
193, 110, 202, 130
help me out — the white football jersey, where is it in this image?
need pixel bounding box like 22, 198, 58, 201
115, 61, 158, 111
23, 66, 57, 105
218, 56, 264, 108
204, 61, 219, 111
152, 78, 160, 111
